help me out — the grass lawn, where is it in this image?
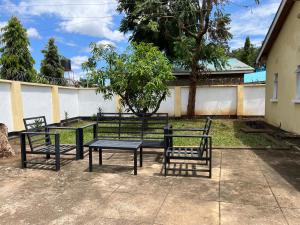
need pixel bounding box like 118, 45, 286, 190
55, 119, 282, 148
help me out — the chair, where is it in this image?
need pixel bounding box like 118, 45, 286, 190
164, 117, 212, 177
21, 116, 80, 171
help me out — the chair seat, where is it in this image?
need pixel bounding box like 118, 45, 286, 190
166, 147, 204, 159
142, 140, 165, 148
31, 144, 76, 154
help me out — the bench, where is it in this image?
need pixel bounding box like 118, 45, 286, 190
87, 113, 171, 150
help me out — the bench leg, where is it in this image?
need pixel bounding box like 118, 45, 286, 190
46, 154, 50, 159
134, 149, 137, 175
89, 147, 93, 172
139, 147, 143, 167
99, 148, 102, 165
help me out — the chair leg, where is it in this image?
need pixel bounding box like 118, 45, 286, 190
164, 153, 168, 176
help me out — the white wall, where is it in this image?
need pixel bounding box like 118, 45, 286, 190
0, 83, 13, 131
244, 86, 265, 116
181, 86, 237, 115
22, 85, 52, 123
58, 88, 79, 119
78, 89, 115, 116
157, 88, 175, 116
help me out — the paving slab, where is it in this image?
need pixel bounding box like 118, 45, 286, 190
220, 202, 287, 225
155, 192, 219, 225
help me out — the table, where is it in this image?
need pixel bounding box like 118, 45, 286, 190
87, 140, 143, 175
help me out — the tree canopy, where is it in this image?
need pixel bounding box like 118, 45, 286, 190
82, 42, 174, 115
40, 38, 65, 80
118, 0, 259, 116
0, 16, 36, 81
230, 36, 260, 68
118, 0, 233, 116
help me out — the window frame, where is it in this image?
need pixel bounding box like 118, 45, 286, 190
271, 73, 279, 102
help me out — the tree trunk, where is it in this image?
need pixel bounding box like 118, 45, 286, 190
0, 123, 15, 158
187, 60, 199, 118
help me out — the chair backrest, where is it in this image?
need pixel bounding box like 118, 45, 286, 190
200, 117, 212, 148
23, 116, 50, 151
95, 113, 169, 142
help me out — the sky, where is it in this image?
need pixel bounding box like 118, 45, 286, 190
0, 0, 281, 79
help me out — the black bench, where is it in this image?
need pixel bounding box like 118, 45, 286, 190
86, 113, 171, 152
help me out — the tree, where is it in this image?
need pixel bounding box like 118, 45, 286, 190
230, 36, 260, 68
82, 42, 174, 115
40, 38, 65, 80
118, 0, 259, 117
0, 16, 36, 81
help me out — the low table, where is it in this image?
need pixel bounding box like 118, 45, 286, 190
87, 140, 143, 175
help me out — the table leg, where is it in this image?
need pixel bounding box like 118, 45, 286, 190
139, 147, 143, 167
89, 147, 93, 172
134, 149, 137, 175
99, 148, 102, 165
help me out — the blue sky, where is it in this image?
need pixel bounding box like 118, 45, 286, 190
0, 0, 281, 79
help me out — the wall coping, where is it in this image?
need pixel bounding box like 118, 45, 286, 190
0, 79, 266, 90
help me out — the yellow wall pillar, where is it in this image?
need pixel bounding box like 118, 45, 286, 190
10, 81, 24, 131
115, 95, 121, 113
174, 86, 181, 117
237, 85, 244, 116
51, 86, 61, 123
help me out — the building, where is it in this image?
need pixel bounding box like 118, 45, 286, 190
257, 0, 300, 134
244, 70, 266, 84
171, 58, 254, 86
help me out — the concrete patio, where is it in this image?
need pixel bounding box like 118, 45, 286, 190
0, 148, 299, 225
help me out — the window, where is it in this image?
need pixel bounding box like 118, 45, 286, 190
296, 66, 300, 100
272, 73, 278, 101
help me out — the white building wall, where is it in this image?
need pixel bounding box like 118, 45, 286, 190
58, 88, 79, 119
244, 86, 265, 116
0, 83, 13, 131
21, 85, 52, 123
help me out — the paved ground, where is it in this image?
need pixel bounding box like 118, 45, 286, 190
0, 148, 299, 225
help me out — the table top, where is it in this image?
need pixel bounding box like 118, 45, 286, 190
88, 139, 142, 150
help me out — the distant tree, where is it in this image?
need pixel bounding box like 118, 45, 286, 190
40, 38, 64, 79
0, 16, 36, 81
118, 0, 260, 117
82, 42, 174, 116
230, 36, 260, 68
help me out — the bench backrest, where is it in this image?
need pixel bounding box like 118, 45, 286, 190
95, 113, 169, 142
23, 116, 50, 151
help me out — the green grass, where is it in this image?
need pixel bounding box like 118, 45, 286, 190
55, 119, 281, 148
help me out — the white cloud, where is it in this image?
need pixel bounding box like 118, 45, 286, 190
229, 0, 281, 49
0, 21, 7, 34
97, 40, 116, 47
5, 0, 125, 42
70, 56, 88, 71
27, 27, 41, 39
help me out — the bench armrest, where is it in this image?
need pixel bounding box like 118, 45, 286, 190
47, 126, 77, 130
168, 128, 207, 132
164, 134, 211, 138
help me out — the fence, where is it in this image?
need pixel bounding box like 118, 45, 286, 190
0, 79, 265, 132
